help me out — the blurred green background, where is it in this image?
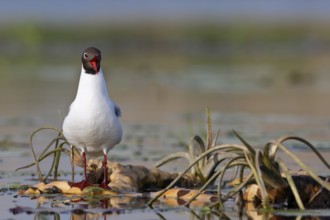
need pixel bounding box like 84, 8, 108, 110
1, 1, 330, 151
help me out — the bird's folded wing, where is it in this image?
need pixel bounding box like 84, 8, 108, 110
114, 102, 121, 117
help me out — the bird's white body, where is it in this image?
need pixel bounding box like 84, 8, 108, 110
62, 66, 122, 158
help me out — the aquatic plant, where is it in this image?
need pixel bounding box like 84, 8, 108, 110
16, 126, 73, 182
148, 108, 330, 209
17, 108, 330, 210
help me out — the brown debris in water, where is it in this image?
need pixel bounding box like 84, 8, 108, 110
154, 188, 218, 207
18, 159, 217, 207
18, 157, 330, 209
242, 175, 330, 209
84, 159, 202, 192
21, 129, 330, 209
20, 157, 203, 193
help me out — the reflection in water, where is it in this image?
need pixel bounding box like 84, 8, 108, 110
10, 194, 227, 220
9, 193, 330, 219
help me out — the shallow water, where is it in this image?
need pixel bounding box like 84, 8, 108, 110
1, 64, 330, 219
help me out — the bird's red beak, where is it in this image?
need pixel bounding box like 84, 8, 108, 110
89, 57, 98, 74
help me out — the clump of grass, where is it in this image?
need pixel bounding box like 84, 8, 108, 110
16, 126, 73, 183
148, 108, 330, 209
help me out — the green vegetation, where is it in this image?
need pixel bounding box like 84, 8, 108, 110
1, 23, 330, 67
148, 108, 330, 209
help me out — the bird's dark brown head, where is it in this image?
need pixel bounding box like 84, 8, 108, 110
81, 47, 101, 74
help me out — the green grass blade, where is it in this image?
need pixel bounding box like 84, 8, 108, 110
278, 159, 305, 210
232, 130, 256, 156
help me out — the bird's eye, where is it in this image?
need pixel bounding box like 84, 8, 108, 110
83, 52, 88, 58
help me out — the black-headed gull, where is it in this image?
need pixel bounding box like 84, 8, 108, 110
62, 47, 122, 188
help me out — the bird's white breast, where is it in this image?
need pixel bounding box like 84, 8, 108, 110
62, 67, 122, 156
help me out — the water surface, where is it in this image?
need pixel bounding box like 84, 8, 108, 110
1, 62, 330, 219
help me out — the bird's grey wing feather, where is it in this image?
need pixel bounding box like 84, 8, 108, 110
67, 102, 74, 113
114, 102, 121, 117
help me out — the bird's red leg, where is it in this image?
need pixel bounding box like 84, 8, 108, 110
71, 150, 90, 189
102, 149, 108, 189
